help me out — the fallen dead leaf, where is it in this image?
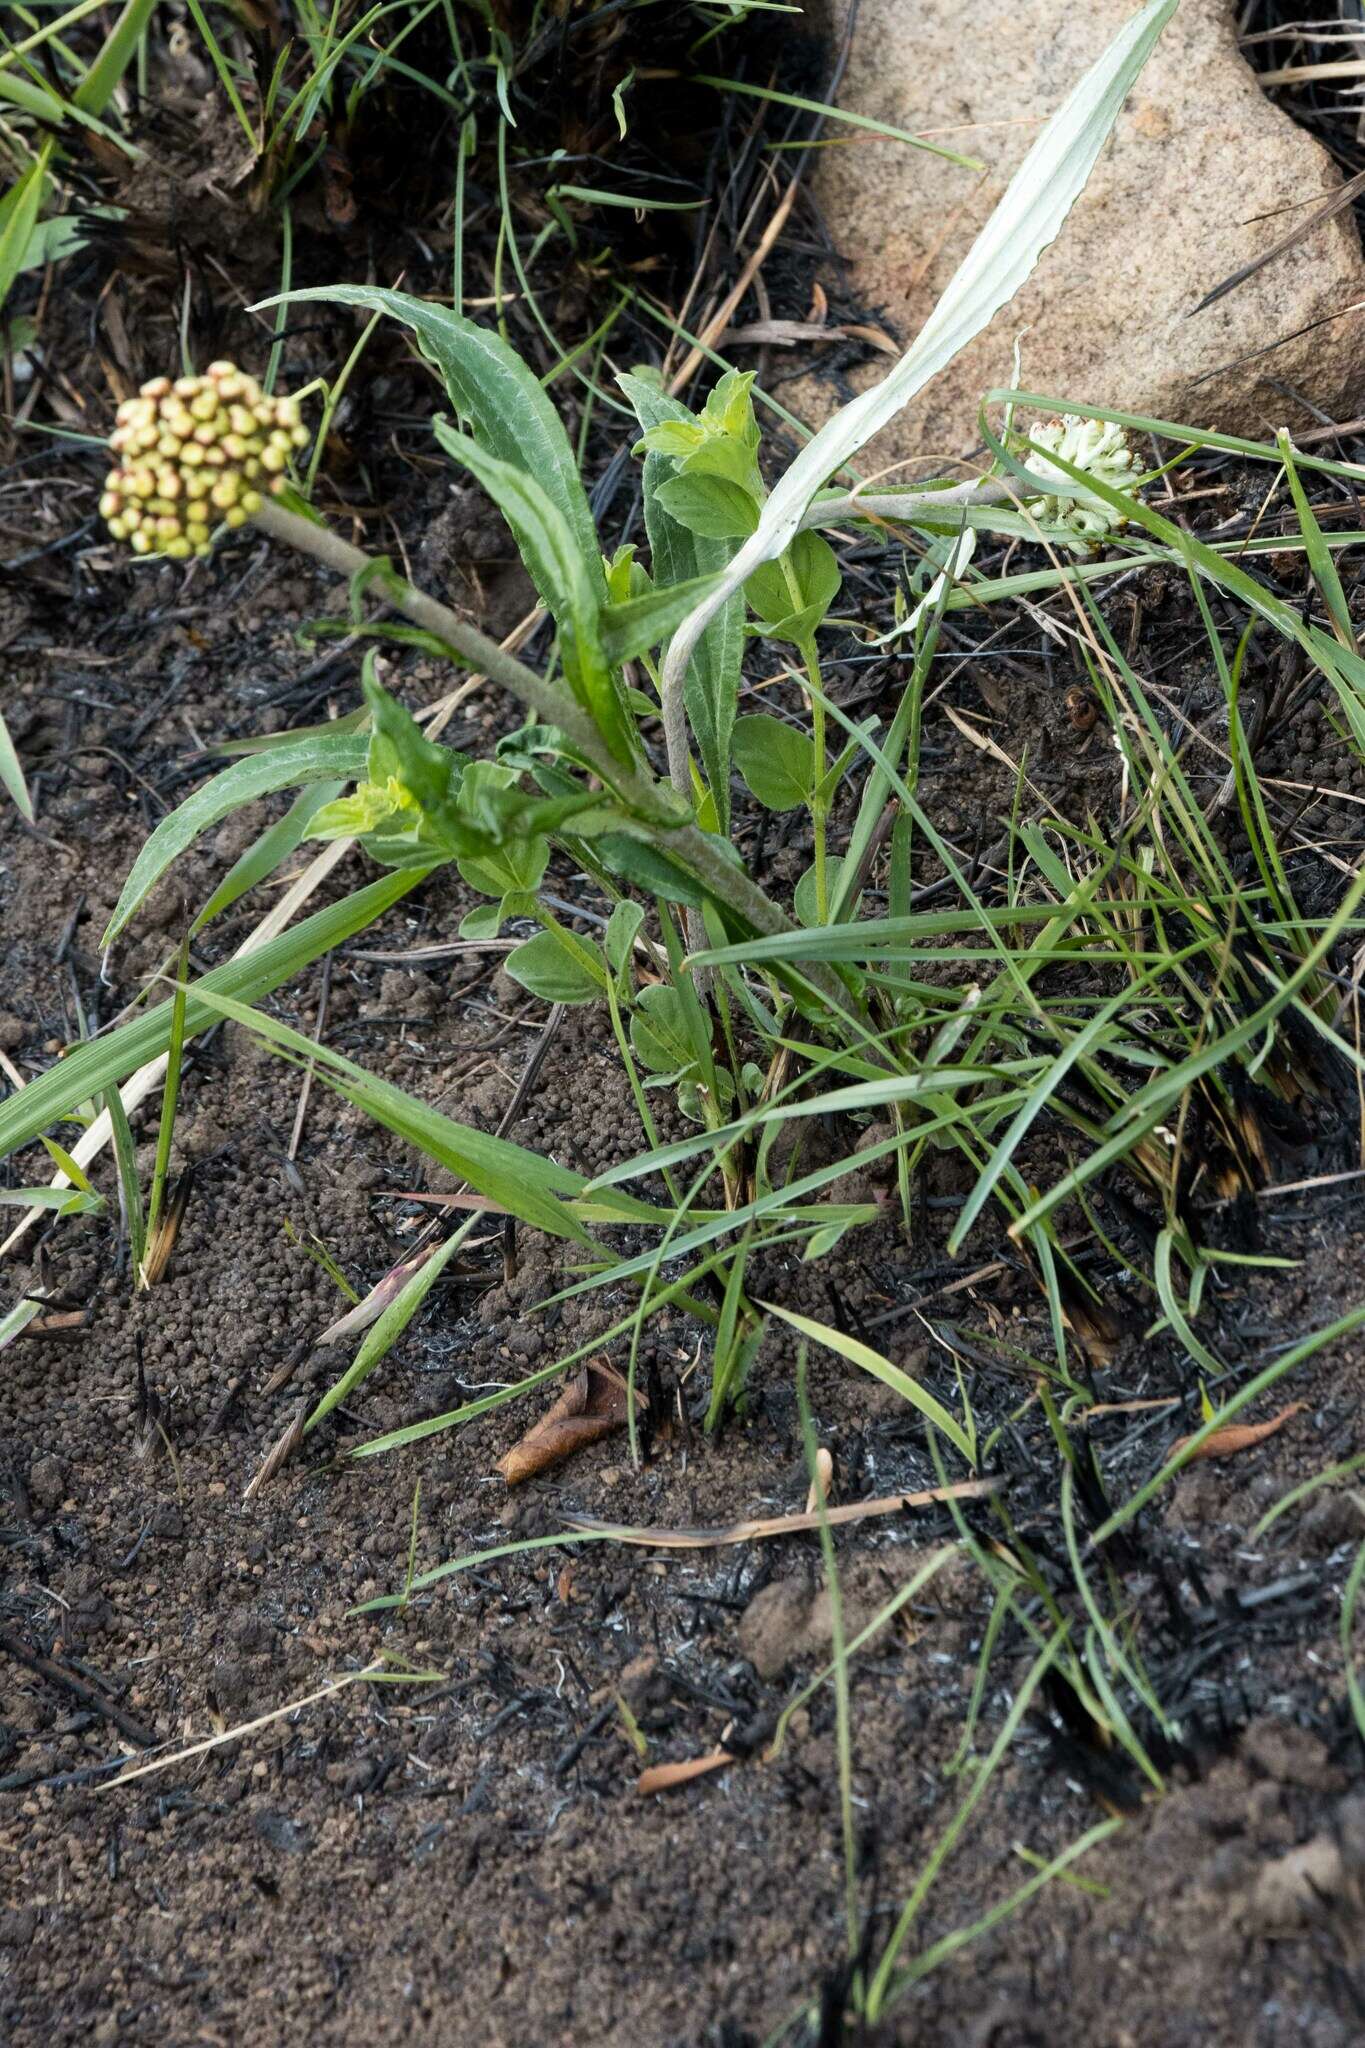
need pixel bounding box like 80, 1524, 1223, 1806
497, 1358, 643, 1486
1167, 1402, 1306, 1465
636, 1748, 734, 1796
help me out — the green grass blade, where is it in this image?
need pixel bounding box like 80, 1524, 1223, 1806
73, 0, 157, 114
0, 140, 50, 315
183, 985, 595, 1244
103, 1081, 145, 1275
143, 935, 189, 1260
864, 1625, 1070, 2017
763, 1302, 974, 1462
103, 735, 369, 944
0, 704, 33, 820
690, 74, 984, 169
307, 1216, 479, 1434
1093, 1298, 1365, 1544
0, 869, 425, 1162
192, 780, 346, 935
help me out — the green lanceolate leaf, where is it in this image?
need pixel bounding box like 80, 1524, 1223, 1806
597, 831, 708, 910
620, 370, 745, 834
432, 420, 636, 763
732, 714, 815, 811
261, 286, 604, 595
653, 473, 759, 541
455, 763, 550, 898
312, 678, 584, 871
364, 670, 459, 812
598, 573, 725, 668
605, 900, 644, 977
630, 984, 698, 1078
103, 734, 371, 945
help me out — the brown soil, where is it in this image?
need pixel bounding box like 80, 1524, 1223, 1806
6, 22, 1365, 2048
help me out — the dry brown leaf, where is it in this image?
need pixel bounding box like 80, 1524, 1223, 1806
1167, 1402, 1306, 1466
243, 1397, 306, 1503
636, 1748, 734, 1796
496, 1359, 642, 1486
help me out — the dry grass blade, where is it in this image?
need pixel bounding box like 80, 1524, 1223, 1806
243, 1396, 307, 1503
563, 1475, 1003, 1549
1190, 166, 1365, 315
139, 1168, 193, 1287
94, 1665, 387, 1791
663, 176, 799, 394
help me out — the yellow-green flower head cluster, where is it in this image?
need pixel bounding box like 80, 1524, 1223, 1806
101, 362, 308, 560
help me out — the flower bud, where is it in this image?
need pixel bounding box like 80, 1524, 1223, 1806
102, 360, 306, 559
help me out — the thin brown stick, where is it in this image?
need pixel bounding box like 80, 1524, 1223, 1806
0, 1625, 162, 1749
664, 178, 799, 397
1191, 165, 1365, 315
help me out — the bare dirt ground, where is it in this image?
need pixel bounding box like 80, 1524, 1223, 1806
6, 12, 1365, 2045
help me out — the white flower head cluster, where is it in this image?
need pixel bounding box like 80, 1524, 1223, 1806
101, 362, 307, 559
1017, 412, 1140, 550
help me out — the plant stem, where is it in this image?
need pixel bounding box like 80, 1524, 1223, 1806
249, 498, 839, 997
799, 477, 1014, 533
800, 637, 828, 923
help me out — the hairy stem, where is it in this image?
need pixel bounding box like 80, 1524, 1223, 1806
802, 641, 828, 924
799, 477, 1015, 531
250, 498, 835, 995
253, 498, 646, 797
